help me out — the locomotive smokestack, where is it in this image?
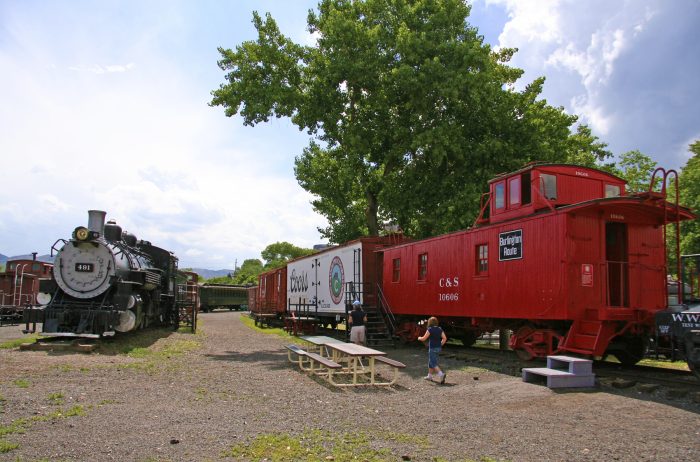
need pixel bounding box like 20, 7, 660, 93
87, 210, 106, 236
32, 252, 37, 261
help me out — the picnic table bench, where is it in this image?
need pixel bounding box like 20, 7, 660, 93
287, 338, 406, 387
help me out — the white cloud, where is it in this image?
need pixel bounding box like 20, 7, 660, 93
485, 0, 662, 139
0, 1, 327, 267
68, 63, 136, 74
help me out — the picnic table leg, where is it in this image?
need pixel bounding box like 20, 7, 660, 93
348, 357, 354, 385
370, 357, 376, 384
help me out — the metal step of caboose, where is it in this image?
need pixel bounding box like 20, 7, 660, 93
363, 307, 394, 348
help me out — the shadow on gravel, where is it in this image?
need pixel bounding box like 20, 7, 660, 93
204, 349, 291, 371
441, 347, 700, 415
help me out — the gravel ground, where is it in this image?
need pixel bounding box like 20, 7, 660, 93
1, 312, 699, 462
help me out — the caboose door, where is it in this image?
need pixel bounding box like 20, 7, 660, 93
605, 222, 629, 307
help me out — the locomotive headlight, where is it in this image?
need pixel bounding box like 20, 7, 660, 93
74, 226, 90, 241
37, 292, 52, 305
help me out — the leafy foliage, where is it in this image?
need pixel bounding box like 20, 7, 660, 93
261, 241, 314, 269
680, 140, 700, 256
229, 259, 264, 285
617, 150, 658, 193
212, 0, 608, 242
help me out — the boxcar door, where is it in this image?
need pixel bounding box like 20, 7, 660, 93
605, 222, 629, 307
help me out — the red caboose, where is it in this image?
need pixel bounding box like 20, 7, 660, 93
382, 163, 693, 364
1, 254, 53, 323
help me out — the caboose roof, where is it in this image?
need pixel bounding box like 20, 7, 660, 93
488, 163, 626, 185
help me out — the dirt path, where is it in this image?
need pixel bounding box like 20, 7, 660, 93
1, 312, 698, 461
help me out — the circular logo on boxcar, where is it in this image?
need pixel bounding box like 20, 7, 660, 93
329, 257, 345, 305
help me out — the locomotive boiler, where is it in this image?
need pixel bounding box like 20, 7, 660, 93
24, 210, 180, 337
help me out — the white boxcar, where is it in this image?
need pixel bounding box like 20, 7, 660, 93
286, 236, 401, 320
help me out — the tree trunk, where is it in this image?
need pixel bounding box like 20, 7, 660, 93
365, 190, 379, 236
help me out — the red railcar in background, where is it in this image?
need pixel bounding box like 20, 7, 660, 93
247, 285, 258, 313
381, 164, 693, 364
0, 254, 53, 324
254, 266, 287, 317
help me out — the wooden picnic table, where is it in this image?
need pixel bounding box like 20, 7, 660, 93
288, 337, 406, 386
324, 342, 386, 386
299, 335, 345, 356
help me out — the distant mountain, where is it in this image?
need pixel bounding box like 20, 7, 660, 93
0, 254, 7, 264
189, 268, 234, 280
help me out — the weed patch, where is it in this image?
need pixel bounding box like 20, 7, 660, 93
0, 335, 39, 350
47, 392, 65, 405
13, 379, 30, 388
222, 429, 418, 461
0, 439, 19, 453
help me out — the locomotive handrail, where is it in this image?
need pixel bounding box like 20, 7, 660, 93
50, 239, 67, 257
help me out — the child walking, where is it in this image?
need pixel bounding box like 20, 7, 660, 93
417, 316, 447, 383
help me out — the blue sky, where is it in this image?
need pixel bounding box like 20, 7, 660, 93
1, 0, 699, 269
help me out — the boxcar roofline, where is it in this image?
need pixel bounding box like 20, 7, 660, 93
380, 194, 694, 255
488, 162, 626, 184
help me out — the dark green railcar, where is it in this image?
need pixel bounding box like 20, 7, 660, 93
199, 284, 250, 312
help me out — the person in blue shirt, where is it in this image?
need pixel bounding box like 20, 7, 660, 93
417, 316, 447, 383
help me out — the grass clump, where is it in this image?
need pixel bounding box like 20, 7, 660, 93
223, 429, 396, 461
0, 335, 39, 350
47, 392, 65, 405
0, 405, 86, 454
13, 379, 30, 389
0, 439, 20, 453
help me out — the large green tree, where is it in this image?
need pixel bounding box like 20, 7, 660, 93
616, 149, 658, 193
261, 241, 314, 269
680, 140, 700, 255
212, 0, 607, 241
229, 258, 265, 285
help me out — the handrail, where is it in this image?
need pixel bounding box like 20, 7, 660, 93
14, 264, 28, 306
376, 284, 397, 335
472, 192, 491, 227
649, 168, 682, 304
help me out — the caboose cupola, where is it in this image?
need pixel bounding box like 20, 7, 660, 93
485, 164, 627, 225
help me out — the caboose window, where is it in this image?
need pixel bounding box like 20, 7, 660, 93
495, 182, 505, 209
605, 184, 620, 198
509, 176, 521, 207
418, 253, 428, 281
541, 174, 557, 200
392, 258, 401, 282
32, 263, 40, 271
476, 244, 488, 275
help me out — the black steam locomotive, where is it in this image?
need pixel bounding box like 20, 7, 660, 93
24, 210, 180, 337
655, 254, 700, 379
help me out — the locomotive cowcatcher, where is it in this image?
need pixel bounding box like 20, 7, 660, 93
23, 210, 181, 337
381, 163, 694, 365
